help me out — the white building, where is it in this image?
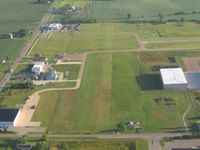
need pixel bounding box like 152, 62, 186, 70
48, 23, 62, 30
0, 109, 21, 127
160, 68, 188, 90
32, 62, 44, 75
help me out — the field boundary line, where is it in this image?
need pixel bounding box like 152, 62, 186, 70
27, 39, 39, 56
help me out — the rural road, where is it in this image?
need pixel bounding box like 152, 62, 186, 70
0, 0, 58, 92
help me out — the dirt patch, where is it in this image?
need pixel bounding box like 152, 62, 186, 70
183, 57, 200, 71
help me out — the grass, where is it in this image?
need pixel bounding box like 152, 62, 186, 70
32, 52, 195, 133
146, 41, 200, 49
52, 64, 80, 80
0, 39, 25, 60
0, 138, 148, 150
0, 63, 10, 80
90, 0, 200, 22
136, 23, 200, 40
30, 23, 138, 58
0, 82, 76, 108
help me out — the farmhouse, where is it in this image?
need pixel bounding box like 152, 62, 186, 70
160, 68, 188, 90
48, 23, 62, 30
0, 109, 20, 127
32, 62, 44, 75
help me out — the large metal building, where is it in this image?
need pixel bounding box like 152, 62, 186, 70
0, 109, 20, 127
160, 68, 188, 90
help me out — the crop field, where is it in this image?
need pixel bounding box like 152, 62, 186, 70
32, 52, 196, 133
30, 24, 138, 57
90, 0, 200, 22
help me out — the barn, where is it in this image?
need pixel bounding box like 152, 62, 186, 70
0, 109, 20, 127
160, 68, 188, 90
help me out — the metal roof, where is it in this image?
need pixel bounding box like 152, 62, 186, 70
160, 68, 188, 85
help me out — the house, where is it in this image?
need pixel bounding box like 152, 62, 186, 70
32, 62, 44, 75
0, 109, 21, 127
48, 23, 62, 30
160, 68, 188, 90
45, 68, 57, 80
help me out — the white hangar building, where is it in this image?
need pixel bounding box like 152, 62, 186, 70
160, 68, 188, 90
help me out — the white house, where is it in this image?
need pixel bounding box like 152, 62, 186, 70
48, 23, 62, 30
0, 109, 21, 127
32, 62, 44, 75
160, 68, 188, 90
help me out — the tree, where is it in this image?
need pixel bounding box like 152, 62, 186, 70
33, 142, 49, 150
127, 13, 131, 22
158, 12, 164, 22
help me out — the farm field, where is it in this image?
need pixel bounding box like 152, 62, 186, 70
90, 0, 200, 22
30, 24, 138, 57
32, 52, 196, 133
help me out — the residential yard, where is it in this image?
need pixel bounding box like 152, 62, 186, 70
30, 23, 138, 58
52, 64, 81, 80
32, 52, 196, 133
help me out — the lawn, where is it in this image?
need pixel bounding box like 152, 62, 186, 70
52, 64, 80, 80
30, 23, 138, 57
90, 0, 200, 22
32, 52, 193, 133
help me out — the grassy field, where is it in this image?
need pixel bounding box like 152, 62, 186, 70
0, 138, 148, 150
136, 23, 200, 40
30, 23, 138, 57
32, 52, 195, 133
146, 41, 200, 49
0, 82, 76, 108
52, 64, 80, 80
90, 0, 200, 22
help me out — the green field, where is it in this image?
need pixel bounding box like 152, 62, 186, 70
30, 23, 138, 57
90, 0, 200, 22
32, 52, 196, 133
0, 138, 148, 150
52, 64, 80, 80
146, 41, 200, 49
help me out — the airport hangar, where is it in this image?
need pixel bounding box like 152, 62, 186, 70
160, 68, 200, 90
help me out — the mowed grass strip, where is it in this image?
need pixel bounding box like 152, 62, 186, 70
31, 24, 138, 57
146, 41, 200, 49
32, 52, 188, 133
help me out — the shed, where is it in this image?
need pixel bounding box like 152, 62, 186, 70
0, 109, 20, 127
45, 68, 57, 80
160, 68, 188, 89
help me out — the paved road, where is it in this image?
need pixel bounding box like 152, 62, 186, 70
0, 1, 57, 92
